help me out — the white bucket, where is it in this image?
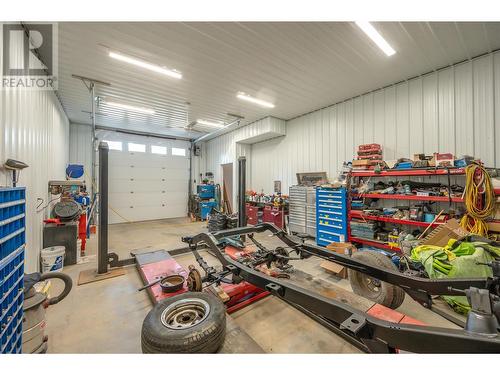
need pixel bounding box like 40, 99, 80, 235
76, 239, 82, 264
41, 246, 65, 273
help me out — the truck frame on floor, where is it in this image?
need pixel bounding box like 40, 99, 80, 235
183, 222, 500, 354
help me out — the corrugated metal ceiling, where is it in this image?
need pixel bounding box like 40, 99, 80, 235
56, 22, 500, 139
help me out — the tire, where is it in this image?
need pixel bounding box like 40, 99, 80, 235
348, 250, 405, 309
141, 292, 226, 353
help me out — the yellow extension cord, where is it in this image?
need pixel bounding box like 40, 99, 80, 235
460, 163, 496, 236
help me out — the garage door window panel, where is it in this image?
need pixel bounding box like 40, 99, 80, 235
128, 142, 146, 152
103, 140, 123, 151
151, 145, 167, 155
172, 147, 186, 156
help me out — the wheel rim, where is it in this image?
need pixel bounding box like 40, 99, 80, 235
360, 276, 382, 296
160, 298, 210, 330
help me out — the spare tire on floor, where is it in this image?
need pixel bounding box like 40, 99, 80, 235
141, 292, 226, 353
348, 250, 405, 309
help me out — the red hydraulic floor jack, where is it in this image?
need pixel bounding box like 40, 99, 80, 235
135, 244, 270, 313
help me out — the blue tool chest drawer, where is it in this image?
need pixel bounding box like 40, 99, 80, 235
316, 187, 347, 247
0, 187, 26, 354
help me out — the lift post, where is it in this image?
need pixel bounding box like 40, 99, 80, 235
77, 142, 134, 285
238, 156, 247, 227
97, 142, 109, 274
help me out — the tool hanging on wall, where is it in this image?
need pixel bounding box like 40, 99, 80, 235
3, 159, 29, 187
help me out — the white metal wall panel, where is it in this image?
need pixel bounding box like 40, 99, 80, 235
353, 97, 364, 150
396, 83, 410, 158
363, 93, 374, 144
69, 123, 93, 187
337, 103, 347, 169
438, 68, 455, 153
454, 62, 474, 157
327, 107, 337, 174
345, 100, 355, 159
202, 51, 500, 195
409, 78, 424, 155
423, 74, 439, 154
473, 55, 495, 166
0, 31, 70, 273
384, 86, 397, 160
199, 116, 285, 208
318, 110, 326, 173
373, 91, 385, 149
495, 53, 500, 167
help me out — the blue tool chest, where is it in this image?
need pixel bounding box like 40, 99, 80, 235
0, 187, 26, 354
316, 187, 348, 247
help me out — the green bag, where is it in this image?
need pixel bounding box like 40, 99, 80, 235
411, 240, 498, 314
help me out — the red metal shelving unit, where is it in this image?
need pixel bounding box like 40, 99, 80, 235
348, 167, 468, 252
351, 168, 466, 177
349, 210, 442, 228
348, 167, 499, 252
353, 193, 464, 203
348, 236, 400, 251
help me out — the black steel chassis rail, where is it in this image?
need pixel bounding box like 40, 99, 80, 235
209, 223, 494, 308
186, 225, 500, 354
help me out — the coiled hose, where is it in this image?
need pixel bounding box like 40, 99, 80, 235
460, 163, 496, 236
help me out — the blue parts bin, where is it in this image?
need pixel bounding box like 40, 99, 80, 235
394, 161, 413, 169
316, 187, 348, 247
0, 187, 25, 354
197, 184, 215, 199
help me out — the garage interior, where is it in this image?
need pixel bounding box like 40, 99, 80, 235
2, 19, 500, 356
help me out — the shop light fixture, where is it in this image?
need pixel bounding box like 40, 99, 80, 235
355, 21, 396, 57
105, 101, 155, 115
236, 92, 275, 108
197, 119, 226, 128
109, 51, 182, 79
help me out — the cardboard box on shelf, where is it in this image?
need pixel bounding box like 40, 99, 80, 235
326, 242, 357, 255
352, 159, 373, 167
429, 152, 454, 168
420, 219, 469, 247
320, 261, 348, 279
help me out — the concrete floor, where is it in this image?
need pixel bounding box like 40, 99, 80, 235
45, 218, 458, 353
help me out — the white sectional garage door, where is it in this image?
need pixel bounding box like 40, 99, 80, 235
97, 131, 190, 224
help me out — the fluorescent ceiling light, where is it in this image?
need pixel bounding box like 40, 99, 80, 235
355, 21, 396, 57
109, 51, 182, 79
105, 101, 155, 115
236, 92, 275, 108
197, 119, 225, 128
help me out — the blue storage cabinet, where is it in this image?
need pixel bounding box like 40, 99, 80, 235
0, 187, 26, 354
316, 187, 348, 247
